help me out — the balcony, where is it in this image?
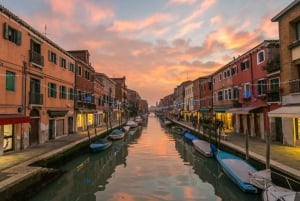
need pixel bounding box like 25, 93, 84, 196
289, 79, 300, 93
75, 101, 96, 110
29, 92, 43, 105
29, 50, 44, 67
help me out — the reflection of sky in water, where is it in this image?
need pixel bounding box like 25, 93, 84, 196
30, 117, 261, 201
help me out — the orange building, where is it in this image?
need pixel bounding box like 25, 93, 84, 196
0, 5, 75, 154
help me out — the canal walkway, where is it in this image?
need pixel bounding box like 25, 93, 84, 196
0, 118, 300, 197
172, 119, 300, 183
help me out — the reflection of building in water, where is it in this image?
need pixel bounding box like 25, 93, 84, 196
46, 126, 143, 201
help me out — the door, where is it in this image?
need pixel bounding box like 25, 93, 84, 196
29, 109, 40, 145
56, 119, 64, 137
49, 120, 55, 140
68, 117, 73, 134
275, 117, 283, 143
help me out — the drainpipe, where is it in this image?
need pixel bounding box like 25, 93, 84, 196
21, 61, 27, 150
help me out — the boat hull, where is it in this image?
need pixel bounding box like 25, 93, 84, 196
90, 141, 112, 152
215, 150, 258, 194
192, 139, 213, 157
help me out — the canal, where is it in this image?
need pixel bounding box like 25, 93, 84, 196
30, 116, 261, 201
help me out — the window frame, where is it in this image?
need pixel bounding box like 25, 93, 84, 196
257, 50, 265, 64
3, 23, 22, 45
48, 82, 57, 98
6, 71, 16, 92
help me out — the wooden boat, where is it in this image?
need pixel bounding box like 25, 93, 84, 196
210, 144, 258, 194
123, 125, 130, 132
109, 129, 125, 140
126, 120, 138, 128
90, 138, 112, 153
262, 183, 299, 201
184, 132, 198, 141
249, 169, 299, 201
192, 139, 213, 157
171, 126, 187, 135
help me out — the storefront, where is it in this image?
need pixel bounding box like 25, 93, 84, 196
0, 115, 30, 154
268, 106, 300, 146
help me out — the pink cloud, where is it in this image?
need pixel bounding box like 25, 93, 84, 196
179, 0, 216, 25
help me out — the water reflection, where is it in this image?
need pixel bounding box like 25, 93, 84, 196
30, 117, 261, 201
173, 129, 261, 201
30, 126, 143, 201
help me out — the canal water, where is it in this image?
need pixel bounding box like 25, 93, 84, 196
30, 116, 261, 201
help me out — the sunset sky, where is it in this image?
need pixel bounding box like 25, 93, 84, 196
0, 0, 292, 106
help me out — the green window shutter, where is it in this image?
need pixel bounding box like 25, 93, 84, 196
3, 23, 8, 39
16, 31, 21, 45
6, 71, 15, 91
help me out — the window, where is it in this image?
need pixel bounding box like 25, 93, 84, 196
60, 57, 66, 69
270, 78, 280, 91
241, 60, 249, 71
217, 91, 223, 101
233, 87, 239, 100
224, 88, 232, 100
84, 70, 90, 80
30, 39, 43, 67
48, 83, 57, 98
223, 71, 227, 79
219, 73, 222, 81
69, 63, 75, 72
243, 83, 251, 98
3, 23, 22, 45
257, 79, 266, 95
231, 66, 237, 75
257, 50, 265, 64
77, 66, 82, 76
6, 71, 15, 91
69, 88, 74, 100
59, 86, 67, 99
268, 78, 280, 102
48, 51, 57, 64
296, 21, 300, 40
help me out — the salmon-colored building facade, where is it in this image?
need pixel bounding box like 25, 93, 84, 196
0, 5, 75, 155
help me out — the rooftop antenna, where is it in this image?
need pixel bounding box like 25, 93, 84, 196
44, 24, 47, 36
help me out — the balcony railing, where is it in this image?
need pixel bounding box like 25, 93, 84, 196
289, 79, 300, 93
29, 92, 43, 105
75, 101, 96, 110
29, 50, 44, 67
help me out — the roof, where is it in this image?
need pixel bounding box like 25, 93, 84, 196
271, 0, 300, 22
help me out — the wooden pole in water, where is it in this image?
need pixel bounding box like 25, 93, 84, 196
245, 115, 250, 160
266, 130, 270, 169
88, 128, 91, 145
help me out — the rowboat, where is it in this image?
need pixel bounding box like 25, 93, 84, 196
249, 169, 299, 201
109, 129, 125, 140
192, 139, 213, 157
184, 132, 198, 141
211, 144, 259, 194
90, 138, 112, 153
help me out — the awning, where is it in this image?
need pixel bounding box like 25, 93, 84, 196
268, 106, 300, 118
0, 115, 30, 125
226, 106, 263, 114
199, 108, 210, 113
214, 107, 227, 113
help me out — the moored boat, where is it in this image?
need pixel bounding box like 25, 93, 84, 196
109, 129, 125, 140
90, 137, 112, 153
211, 144, 259, 194
184, 132, 198, 141
192, 139, 213, 157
